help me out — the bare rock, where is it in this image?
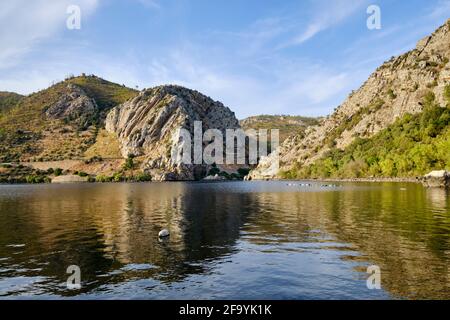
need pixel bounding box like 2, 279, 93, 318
105, 85, 240, 181
51, 175, 89, 183
421, 170, 450, 188
45, 84, 98, 128
203, 174, 226, 181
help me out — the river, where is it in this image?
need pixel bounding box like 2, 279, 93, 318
0, 181, 448, 299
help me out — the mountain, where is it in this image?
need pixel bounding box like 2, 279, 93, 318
0, 75, 137, 163
240, 115, 319, 143
250, 19, 450, 180
0, 76, 242, 182
106, 85, 241, 181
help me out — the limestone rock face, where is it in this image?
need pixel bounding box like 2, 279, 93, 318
51, 175, 89, 183
251, 19, 450, 179
45, 84, 98, 128
105, 85, 240, 181
421, 170, 450, 188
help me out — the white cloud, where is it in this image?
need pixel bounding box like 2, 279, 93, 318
0, 0, 98, 69
279, 0, 368, 48
141, 45, 357, 118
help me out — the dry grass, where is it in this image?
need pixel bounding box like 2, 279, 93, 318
84, 129, 122, 159
0, 75, 136, 163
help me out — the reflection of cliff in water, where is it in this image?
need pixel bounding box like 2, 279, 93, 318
0, 183, 254, 296
0, 182, 449, 298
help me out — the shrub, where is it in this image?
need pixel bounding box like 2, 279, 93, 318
113, 172, 124, 182
237, 168, 251, 177
135, 173, 152, 182
422, 91, 436, 108
26, 175, 49, 184
387, 89, 397, 99
123, 154, 135, 170
95, 175, 111, 183
230, 173, 241, 180
219, 171, 230, 179
54, 168, 63, 176
208, 167, 221, 176
445, 85, 450, 105
426, 80, 438, 88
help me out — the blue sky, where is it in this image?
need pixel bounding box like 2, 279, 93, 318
0, 0, 449, 118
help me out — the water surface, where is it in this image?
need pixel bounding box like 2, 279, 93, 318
0, 181, 449, 299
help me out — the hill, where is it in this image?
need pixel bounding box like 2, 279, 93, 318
240, 115, 319, 143
0, 78, 243, 182
250, 19, 450, 180
0, 75, 138, 163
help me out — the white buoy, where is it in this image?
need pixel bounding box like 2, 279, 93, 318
158, 229, 170, 238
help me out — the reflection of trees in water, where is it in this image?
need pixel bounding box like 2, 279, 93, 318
241, 184, 450, 300
0, 183, 449, 298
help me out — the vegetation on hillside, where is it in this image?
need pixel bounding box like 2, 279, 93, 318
281, 87, 450, 179
240, 115, 319, 142
0, 75, 137, 163
0, 92, 23, 114
65, 75, 138, 110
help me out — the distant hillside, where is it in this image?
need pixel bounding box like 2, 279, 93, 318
250, 19, 450, 180
240, 115, 319, 142
0, 92, 23, 113
0, 75, 138, 163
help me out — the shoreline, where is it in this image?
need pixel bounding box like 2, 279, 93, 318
248, 176, 421, 184
308, 177, 420, 183
0, 176, 422, 185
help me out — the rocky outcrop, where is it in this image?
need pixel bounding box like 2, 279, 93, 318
251, 19, 450, 179
51, 175, 89, 183
203, 174, 227, 181
105, 85, 240, 181
45, 84, 98, 128
421, 170, 450, 188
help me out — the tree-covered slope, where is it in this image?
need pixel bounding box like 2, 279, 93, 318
249, 19, 450, 180
281, 88, 450, 179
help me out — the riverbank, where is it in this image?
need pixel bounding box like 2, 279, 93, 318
0, 162, 441, 186
315, 177, 420, 183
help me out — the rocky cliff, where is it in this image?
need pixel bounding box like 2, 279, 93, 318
249, 19, 450, 180
105, 85, 240, 181
45, 83, 99, 128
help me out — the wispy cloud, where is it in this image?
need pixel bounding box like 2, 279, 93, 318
141, 44, 359, 117
278, 0, 368, 48
0, 0, 98, 69
136, 0, 161, 9
1, 0, 447, 119
428, 0, 450, 19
